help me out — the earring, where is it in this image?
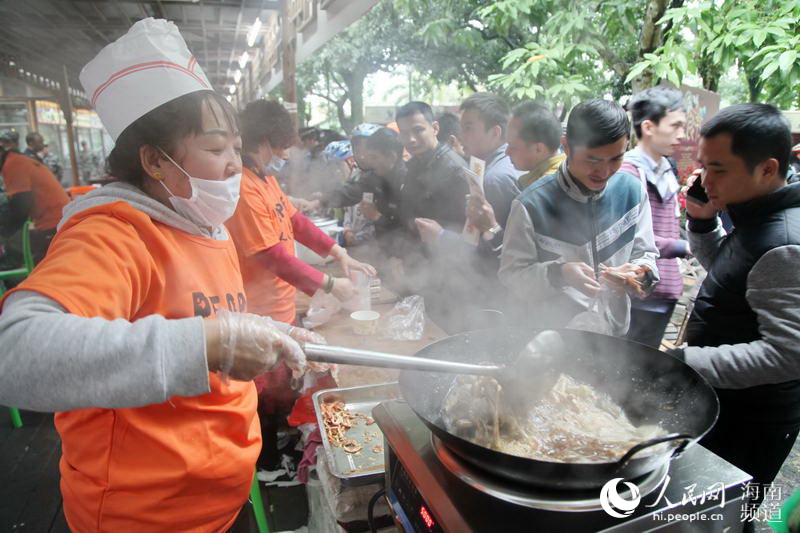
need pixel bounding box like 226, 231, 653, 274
153, 171, 163, 180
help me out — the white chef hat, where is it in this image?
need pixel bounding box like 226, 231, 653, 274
80, 18, 212, 141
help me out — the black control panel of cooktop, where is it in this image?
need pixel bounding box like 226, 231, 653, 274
389, 457, 444, 533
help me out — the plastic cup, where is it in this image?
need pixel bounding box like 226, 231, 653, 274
350, 270, 372, 311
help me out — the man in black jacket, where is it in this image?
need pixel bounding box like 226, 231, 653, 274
313, 128, 407, 250
674, 104, 800, 509
396, 101, 468, 233
393, 102, 468, 302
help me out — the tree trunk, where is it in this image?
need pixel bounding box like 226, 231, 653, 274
340, 68, 367, 133
296, 86, 307, 127
335, 95, 350, 133
632, 72, 654, 94
349, 73, 365, 129
698, 54, 720, 92
746, 73, 762, 102
631, 0, 672, 93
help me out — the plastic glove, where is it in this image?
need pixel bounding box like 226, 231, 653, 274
271, 322, 332, 388
331, 277, 357, 302
284, 324, 327, 345
328, 244, 377, 278
260, 317, 327, 345
208, 309, 307, 383
280, 326, 337, 376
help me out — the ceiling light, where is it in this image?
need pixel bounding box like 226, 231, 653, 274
233, 69, 242, 83
229, 85, 236, 95
246, 17, 262, 48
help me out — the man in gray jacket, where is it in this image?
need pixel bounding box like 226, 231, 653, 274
415, 93, 522, 331
673, 103, 800, 505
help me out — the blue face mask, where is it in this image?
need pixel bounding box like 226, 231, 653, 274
265, 155, 287, 176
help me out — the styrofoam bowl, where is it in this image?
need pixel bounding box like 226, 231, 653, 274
350, 310, 380, 336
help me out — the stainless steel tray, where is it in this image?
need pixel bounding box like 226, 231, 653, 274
313, 382, 400, 486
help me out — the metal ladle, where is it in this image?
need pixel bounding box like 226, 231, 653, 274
303, 330, 566, 399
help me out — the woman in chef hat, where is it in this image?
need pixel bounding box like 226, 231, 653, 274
0, 18, 320, 532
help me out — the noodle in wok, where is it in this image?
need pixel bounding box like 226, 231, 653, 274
442, 373, 667, 463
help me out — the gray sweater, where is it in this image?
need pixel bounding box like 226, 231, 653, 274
685, 218, 800, 389
0, 183, 226, 411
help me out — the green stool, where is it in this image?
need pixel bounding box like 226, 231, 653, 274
250, 475, 270, 533
1, 221, 32, 427
8, 408, 22, 428
0, 219, 35, 297
769, 488, 800, 532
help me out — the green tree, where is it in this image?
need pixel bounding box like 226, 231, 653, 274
393, 0, 513, 93
627, 0, 800, 107
296, 2, 416, 132
401, 0, 682, 114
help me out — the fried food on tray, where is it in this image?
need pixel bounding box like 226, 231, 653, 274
320, 400, 375, 454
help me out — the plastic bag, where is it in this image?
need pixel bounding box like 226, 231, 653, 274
567, 280, 630, 336
303, 291, 342, 329
383, 295, 426, 340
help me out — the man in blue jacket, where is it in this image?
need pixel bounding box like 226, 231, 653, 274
500, 99, 659, 333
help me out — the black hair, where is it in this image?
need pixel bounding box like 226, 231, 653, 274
511, 101, 561, 152
365, 127, 404, 157
319, 129, 346, 148
299, 126, 320, 142
701, 103, 792, 177
460, 92, 511, 135
628, 86, 685, 139
566, 99, 630, 149
436, 111, 460, 144
25, 131, 42, 144
240, 99, 295, 153
396, 101, 434, 124
107, 90, 237, 188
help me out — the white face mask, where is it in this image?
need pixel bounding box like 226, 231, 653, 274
157, 148, 241, 230
265, 155, 287, 176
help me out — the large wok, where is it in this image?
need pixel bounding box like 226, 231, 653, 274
395, 328, 719, 490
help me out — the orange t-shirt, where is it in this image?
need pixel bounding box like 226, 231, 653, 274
225, 167, 298, 323
1, 151, 69, 230
6, 201, 259, 532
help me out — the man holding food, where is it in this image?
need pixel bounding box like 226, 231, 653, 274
499, 98, 659, 334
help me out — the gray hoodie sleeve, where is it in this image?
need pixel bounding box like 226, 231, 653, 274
0, 290, 211, 411
683, 245, 800, 389
687, 216, 727, 271
498, 199, 560, 299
